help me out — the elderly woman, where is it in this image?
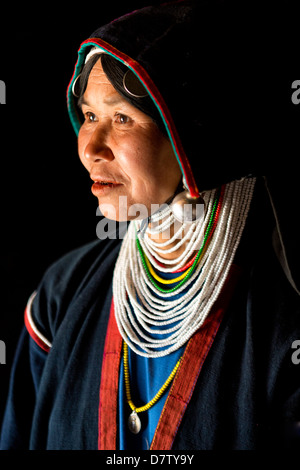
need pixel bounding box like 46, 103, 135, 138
1, 0, 300, 450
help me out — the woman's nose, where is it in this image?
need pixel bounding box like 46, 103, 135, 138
83, 124, 114, 162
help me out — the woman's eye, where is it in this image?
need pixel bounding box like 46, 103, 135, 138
84, 112, 97, 123
115, 113, 132, 125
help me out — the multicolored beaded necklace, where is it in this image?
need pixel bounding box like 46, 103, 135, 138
113, 177, 256, 359
136, 185, 224, 294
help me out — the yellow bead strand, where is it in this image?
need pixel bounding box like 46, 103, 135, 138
144, 256, 192, 285
123, 342, 181, 414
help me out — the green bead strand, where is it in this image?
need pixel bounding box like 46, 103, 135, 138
136, 190, 221, 294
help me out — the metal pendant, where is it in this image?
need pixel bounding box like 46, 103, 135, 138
128, 410, 141, 434
171, 191, 205, 223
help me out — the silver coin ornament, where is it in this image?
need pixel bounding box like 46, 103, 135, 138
123, 70, 148, 98
171, 191, 205, 223
128, 411, 142, 434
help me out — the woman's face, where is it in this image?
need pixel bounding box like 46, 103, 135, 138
77, 59, 182, 221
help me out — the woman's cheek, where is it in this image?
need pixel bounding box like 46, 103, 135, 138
77, 129, 87, 166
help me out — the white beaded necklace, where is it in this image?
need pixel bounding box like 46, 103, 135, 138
113, 178, 256, 358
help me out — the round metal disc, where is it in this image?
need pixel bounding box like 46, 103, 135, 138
128, 411, 142, 434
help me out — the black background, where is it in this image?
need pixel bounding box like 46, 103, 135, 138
0, 0, 299, 436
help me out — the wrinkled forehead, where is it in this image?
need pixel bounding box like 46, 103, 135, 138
84, 59, 111, 88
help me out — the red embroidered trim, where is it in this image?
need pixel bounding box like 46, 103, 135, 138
150, 264, 241, 449
24, 293, 51, 352
98, 265, 241, 450
24, 309, 51, 352
98, 298, 123, 450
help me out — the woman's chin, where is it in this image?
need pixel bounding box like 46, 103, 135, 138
97, 197, 152, 222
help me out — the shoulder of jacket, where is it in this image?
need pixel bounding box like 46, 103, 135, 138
24, 237, 121, 351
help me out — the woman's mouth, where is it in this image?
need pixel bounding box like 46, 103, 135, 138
91, 180, 122, 196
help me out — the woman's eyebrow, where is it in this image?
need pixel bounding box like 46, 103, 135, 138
77, 96, 87, 109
